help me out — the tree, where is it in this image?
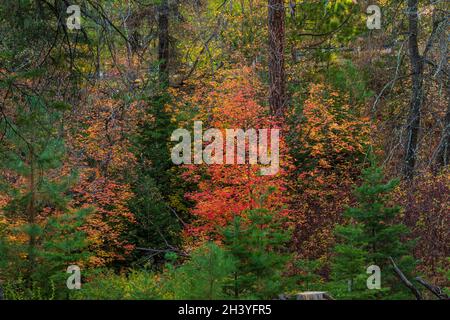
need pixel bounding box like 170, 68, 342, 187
403, 0, 424, 179
0, 96, 90, 299
183, 67, 291, 238
222, 191, 294, 299
158, 0, 170, 87
288, 83, 370, 262
295, 259, 322, 292
331, 158, 416, 299
129, 93, 188, 265
33, 208, 91, 299
268, 0, 286, 116
163, 242, 235, 300
436, 103, 450, 168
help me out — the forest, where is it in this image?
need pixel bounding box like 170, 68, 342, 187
0, 0, 448, 301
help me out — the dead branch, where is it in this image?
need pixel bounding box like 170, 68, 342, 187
389, 257, 422, 300
415, 277, 449, 300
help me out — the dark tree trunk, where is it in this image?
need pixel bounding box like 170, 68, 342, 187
158, 0, 170, 87
436, 22, 450, 169
404, 0, 424, 179
436, 102, 450, 168
268, 0, 286, 116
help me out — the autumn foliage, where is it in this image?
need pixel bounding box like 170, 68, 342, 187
288, 83, 370, 261
181, 68, 293, 239
0, 0, 448, 301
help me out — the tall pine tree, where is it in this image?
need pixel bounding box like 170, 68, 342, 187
0, 96, 90, 299
222, 189, 294, 299
129, 93, 191, 266
331, 159, 416, 299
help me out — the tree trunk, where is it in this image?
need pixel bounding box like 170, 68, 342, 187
158, 0, 170, 87
268, 0, 286, 116
436, 25, 450, 169
436, 103, 450, 168
27, 152, 37, 280
404, 0, 424, 179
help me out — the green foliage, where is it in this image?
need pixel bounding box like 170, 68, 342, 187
157, 193, 296, 300
222, 193, 294, 299
34, 209, 91, 298
75, 242, 234, 300
0, 96, 90, 299
72, 269, 161, 300
295, 259, 323, 291
0, 277, 56, 300
287, 0, 365, 62
330, 158, 416, 299
325, 274, 385, 300
163, 242, 235, 300
0, 0, 445, 302
129, 93, 190, 265
326, 60, 373, 105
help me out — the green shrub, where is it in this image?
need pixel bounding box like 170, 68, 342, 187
72, 270, 162, 300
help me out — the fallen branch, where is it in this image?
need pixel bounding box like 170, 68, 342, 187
415, 277, 449, 300
389, 257, 422, 300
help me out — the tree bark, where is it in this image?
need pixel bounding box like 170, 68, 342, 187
436, 102, 450, 168
268, 0, 286, 116
404, 0, 424, 179
428, 8, 450, 171
415, 277, 449, 300
158, 0, 170, 87
389, 257, 423, 300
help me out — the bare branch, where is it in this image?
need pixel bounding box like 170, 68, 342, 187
389, 257, 423, 300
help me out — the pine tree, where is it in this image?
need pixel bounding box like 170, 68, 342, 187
295, 259, 322, 291
164, 242, 235, 300
331, 159, 416, 299
35, 208, 91, 298
129, 93, 190, 265
222, 190, 294, 299
0, 96, 90, 299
